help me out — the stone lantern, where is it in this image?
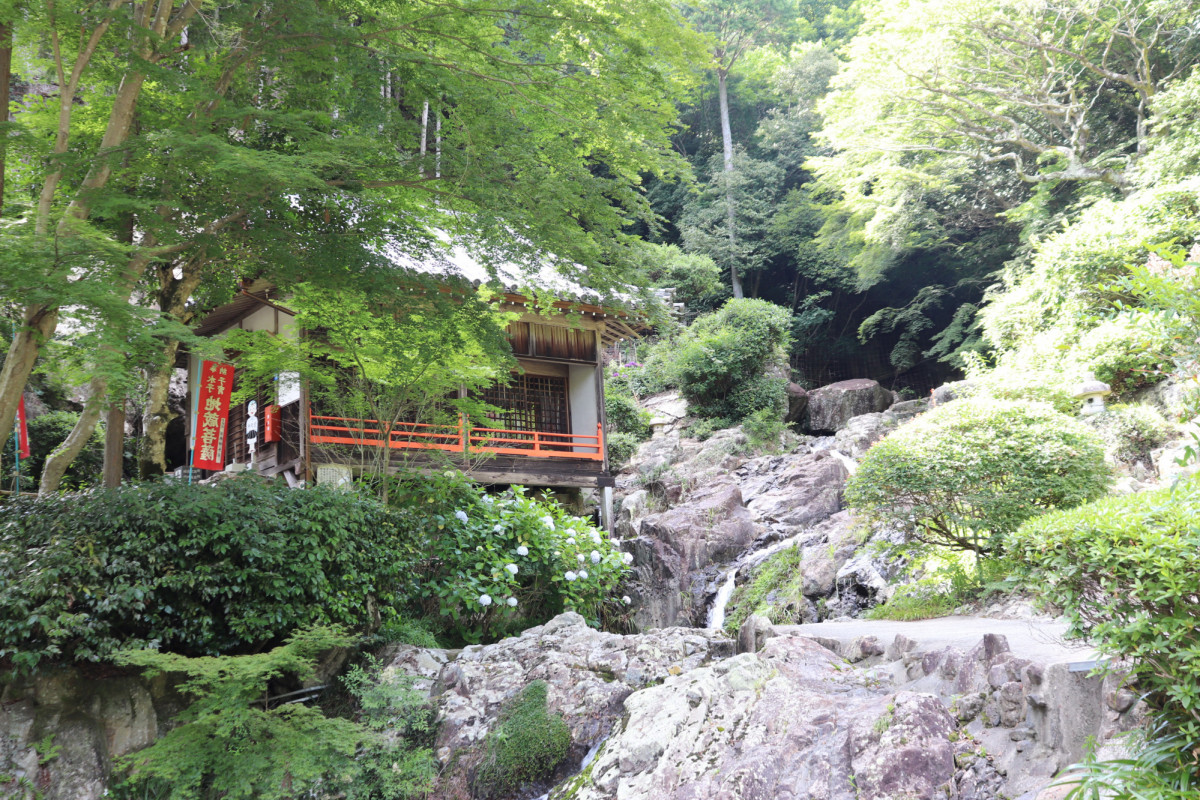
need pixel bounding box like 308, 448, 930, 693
1072, 375, 1111, 416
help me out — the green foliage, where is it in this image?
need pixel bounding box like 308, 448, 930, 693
1053, 724, 1199, 800
684, 417, 732, 441
1114, 243, 1200, 423
387, 471, 630, 643
866, 590, 958, 622
473, 680, 570, 798
674, 299, 792, 422
19, 411, 104, 490
846, 399, 1110, 557
867, 552, 1016, 620
1010, 476, 1200, 744
604, 367, 653, 468
109, 627, 388, 800
742, 407, 787, 449
339, 659, 438, 800
722, 544, 806, 634
632, 242, 728, 313
0, 478, 417, 671
1072, 318, 1170, 396
1090, 404, 1175, 466
605, 433, 643, 471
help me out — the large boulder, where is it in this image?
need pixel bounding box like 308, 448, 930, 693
807, 379, 894, 433
627, 482, 764, 629
737, 451, 848, 527
418, 613, 733, 798
784, 382, 809, 424
572, 635, 968, 800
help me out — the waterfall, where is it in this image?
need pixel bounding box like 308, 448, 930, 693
707, 567, 740, 630
532, 736, 609, 800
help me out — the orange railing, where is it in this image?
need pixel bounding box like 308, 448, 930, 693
308, 410, 604, 462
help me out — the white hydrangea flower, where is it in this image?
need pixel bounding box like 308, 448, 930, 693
493, 524, 504, 533
623, 552, 634, 565
481, 495, 493, 504
622, 595, 632, 605
455, 510, 469, 523
565, 571, 577, 581
566, 536, 576, 545
478, 594, 492, 606
516, 545, 529, 556
577, 553, 586, 563
542, 515, 555, 531
590, 550, 601, 564
505, 563, 519, 575
591, 531, 602, 544
506, 596, 518, 607
578, 569, 589, 579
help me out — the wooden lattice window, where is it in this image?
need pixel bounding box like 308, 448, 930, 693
482, 374, 569, 434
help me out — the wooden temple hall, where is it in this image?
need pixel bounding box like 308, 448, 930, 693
182, 276, 639, 525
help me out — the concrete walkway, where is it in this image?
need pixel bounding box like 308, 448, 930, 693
776, 616, 1099, 665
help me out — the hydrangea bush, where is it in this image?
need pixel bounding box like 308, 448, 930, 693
389, 472, 632, 642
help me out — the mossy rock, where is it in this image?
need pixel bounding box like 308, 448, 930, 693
473, 680, 570, 798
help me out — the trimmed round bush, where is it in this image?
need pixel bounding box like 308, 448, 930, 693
845, 399, 1111, 556
0, 478, 418, 670
674, 298, 792, 422
1010, 476, 1200, 741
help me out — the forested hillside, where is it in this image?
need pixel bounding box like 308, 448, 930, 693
642, 0, 1200, 395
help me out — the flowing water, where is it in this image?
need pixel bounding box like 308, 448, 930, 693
532, 736, 609, 800
705, 449, 855, 631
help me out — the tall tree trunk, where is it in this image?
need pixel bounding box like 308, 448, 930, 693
38, 245, 149, 494
0, 307, 58, 454
0, 20, 11, 214
39, 378, 105, 493
717, 68, 743, 299
140, 260, 204, 477
139, 339, 182, 479
103, 403, 125, 488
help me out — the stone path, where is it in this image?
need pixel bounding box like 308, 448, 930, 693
776, 615, 1100, 665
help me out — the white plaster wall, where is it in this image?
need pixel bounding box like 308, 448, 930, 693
568, 364, 600, 454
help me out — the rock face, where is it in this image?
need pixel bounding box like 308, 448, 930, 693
785, 382, 809, 423
411, 613, 734, 799
0, 669, 182, 800
617, 431, 857, 629
807, 379, 895, 433
568, 635, 989, 800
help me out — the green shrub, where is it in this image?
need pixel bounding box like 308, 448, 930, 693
0, 478, 418, 671
674, 298, 791, 422
20, 410, 105, 490
1090, 403, 1175, 465
109, 627, 435, 800
684, 417, 730, 441
722, 544, 806, 634
846, 399, 1110, 558
1070, 317, 1170, 396
605, 432, 643, 470
742, 407, 786, 450
604, 366, 653, 467
1010, 476, 1200, 744
387, 472, 630, 643
473, 680, 570, 798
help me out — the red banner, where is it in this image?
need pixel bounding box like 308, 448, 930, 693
16, 396, 30, 459
193, 361, 235, 471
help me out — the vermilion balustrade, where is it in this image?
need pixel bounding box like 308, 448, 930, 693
308, 411, 604, 461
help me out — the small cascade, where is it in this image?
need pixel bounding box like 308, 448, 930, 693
829, 449, 857, 475
707, 567, 740, 630
533, 736, 609, 800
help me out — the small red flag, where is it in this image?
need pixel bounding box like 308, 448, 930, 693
16, 396, 30, 460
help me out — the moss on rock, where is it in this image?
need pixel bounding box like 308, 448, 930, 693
473, 680, 570, 798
